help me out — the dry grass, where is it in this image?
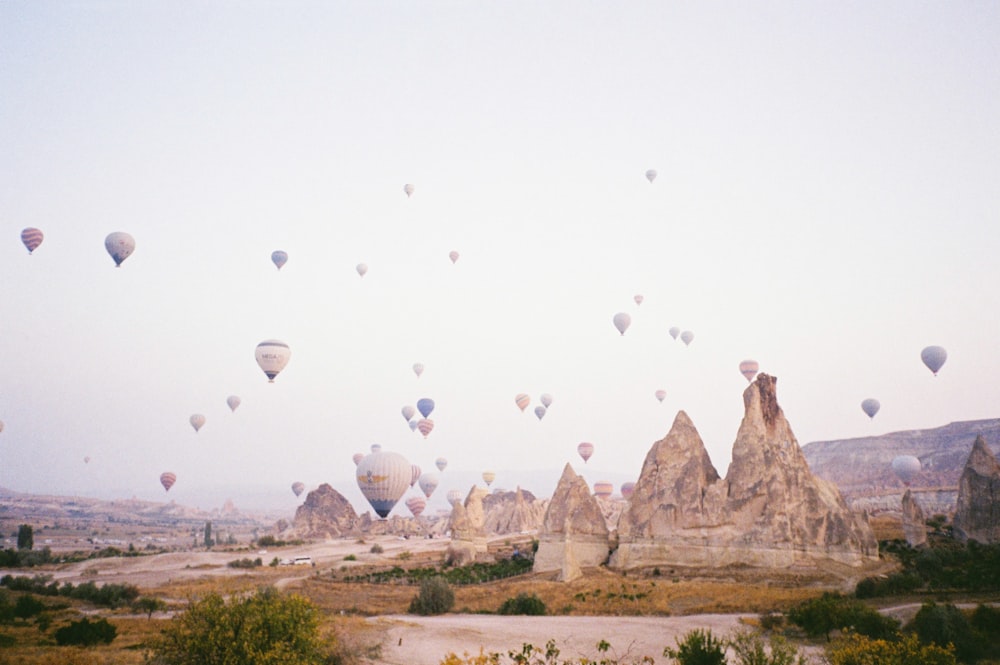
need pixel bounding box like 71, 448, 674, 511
868, 514, 905, 541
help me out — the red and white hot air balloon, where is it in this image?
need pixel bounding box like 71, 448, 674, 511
515, 393, 530, 412
593, 481, 613, 499
739, 360, 759, 383
406, 495, 427, 517
654, 389, 666, 403
160, 472, 177, 492
577, 442, 595, 463
417, 418, 434, 438
21, 228, 44, 254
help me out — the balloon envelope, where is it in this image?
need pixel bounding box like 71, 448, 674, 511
668, 327, 680, 340
739, 360, 759, 383
410, 464, 422, 487
105, 232, 135, 267
402, 405, 416, 421
291, 481, 305, 497
435, 457, 448, 472
534, 405, 546, 420
84, 456, 90, 464
356, 452, 411, 518
356, 263, 368, 277
352, 453, 364, 466
613, 312, 631, 336
417, 418, 434, 438
227, 395, 241, 412
446, 489, 463, 506
620, 481, 636, 499
654, 389, 666, 403
645, 169, 657, 183
160, 472, 176, 492
515, 393, 530, 412
481, 471, 495, 486
271, 250, 288, 270
921, 346, 947, 375
449, 250, 459, 264
189, 414, 205, 432
593, 481, 613, 499
891, 455, 921, 485
540, 393, 553, 408
413, 363, 424, 378
577, 442, 594, 463
255, 339, 291, 382
371, 443, 382, 453
405, 495, 426, 517
417, 398, 435, 418
861, 398, 881, 419
634, 294, 644, 306
404, 183, 415, 197
21, 228, 44, 254
418, 472, 440, 498
680, 330, 694, 346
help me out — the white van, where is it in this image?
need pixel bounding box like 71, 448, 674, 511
292, 556, 313, 566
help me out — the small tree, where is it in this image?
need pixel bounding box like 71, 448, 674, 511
408, 576, 454, 615
203, 521, 213, 548
663, 628, 726, 665
134, 596, 167, 620
498, 592, 547, 616
17, 524, 33, 551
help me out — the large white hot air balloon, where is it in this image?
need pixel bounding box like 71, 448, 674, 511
446, 489, 463, 506
255, 339, 291, 382
739, 360, 759, 383
227, 395, 241, 412
160, 472, 176, 492
613, 312, 631, 336
291, 481, 305, 497
356, 451, 411, 518
418, 472, 440, 498
921, 346, 947, 376
21, 228, 44, 254
891, 455, 921, 486
577, 442, 594, 463
861, 398, 881, 420
105, 232, 135, 267
271, 250, 288, 270
645, 169, 657, 183
189, 414, 206, 432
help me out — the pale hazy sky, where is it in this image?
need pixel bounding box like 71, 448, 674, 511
2, 2, 998, 515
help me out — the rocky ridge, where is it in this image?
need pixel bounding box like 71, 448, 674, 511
953, 435, 1000, 544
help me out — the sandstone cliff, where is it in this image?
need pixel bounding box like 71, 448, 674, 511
610, 374, 878, 572
533, 464, 610, 581
482, 488, 547, 535
901, 489, 927, 547
953, 435, 1000, 544
447, 486, 490, 565
292, 484, 360, 538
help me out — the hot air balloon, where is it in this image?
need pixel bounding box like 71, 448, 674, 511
620, 481, 636, 499
534, 406, 546, 421
447, 489, 463, 506
352, 453, 364, 466
291, 481, 305, 497
413, 363, 425, 378
634, 294, 644, 306
891, 455, 921, 486
84, 456, 90, 464
921, 346, 947, 376
410, 464, 422, 487
190, 414, 205, 432
418, 472, 440, 498
680, 330, 694, 346
593, 481, 613, 499
226, 395, 241, 412
417, 418, 434, 438
482, 471, 495, 487
356, 263, 368, 277
408, 419, 419, 432
105, 232, 135, 267
406, 495, 427, 517
654, 389, 666, 403
645, 169, 657, 183
577, 442, 594, 463
540, 393, 553, 409
401, 405, 416, 422
417, 398, 435, 418
404, 184, 415, 197
357, 451, 411, 518
449, 250, 460, 264
861, 398, 881, 420
668, 327, 680, 340
160, 472, 176, 492
271, 250, 288, 270
739, 360, 759, 383
371, 443, 382, 453
255, 339, 291, 382
435, 457, 448, 472
613, 312, 631, 336
21, 228, 43, 254
515, 394, 530, 412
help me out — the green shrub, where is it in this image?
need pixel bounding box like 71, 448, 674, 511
344, 554, 357, 561
14, 594, 46, 620
53, 617, 117, 646
497, 593, 546, 616
727, 628, 806, 665
663, 628, 726, 665
369, 544, 384, 554
788, 592, 899, 641
408, 577, 454, 615
227, 557, 262, 568
758, 612, 784, 632
909, 602, 985, 664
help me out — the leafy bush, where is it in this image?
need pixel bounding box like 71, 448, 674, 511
787, 592, 899, 641
727, 629, 806, 665
369, 544, 384, 554
825, 631, 956, 665
53, 617, 117, 646
227, 557, 262, 568
662, 628, 726, 665
344, 554, 357, 561
152, 587, 331, 665
908, 602, 985, 664
408, 576, 454, 615
14, 593, 46, 620
133, 596, 167, 619
498, 593, 546, 616
758, 612, 785, 632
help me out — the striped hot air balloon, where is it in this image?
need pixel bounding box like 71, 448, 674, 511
577, 442, 595, 463
739, 360, 760, 383
446, 489, 463, 506
417, 418, 434, 438
654, 389, 666, 403
515, 394, 530, 412
593, 481, 613, 499
160, 472, 177, 492
481, 471, 495, 486
410, 464, 422, 487
406, 495, 427, 517
21, 228, 44, 254
449, 250, 460, 264
105, 232, 135, 267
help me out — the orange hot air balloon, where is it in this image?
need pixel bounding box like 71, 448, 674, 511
160, 472, 177, 492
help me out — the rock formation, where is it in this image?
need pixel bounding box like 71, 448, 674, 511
610, 374, 878, 572
901, 489, 927, 547
533, 464, 610, 581
953, 435, 1000, 544
292, 484, 360, 538
482, 488, 547, 535
446, 486, 490, 565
